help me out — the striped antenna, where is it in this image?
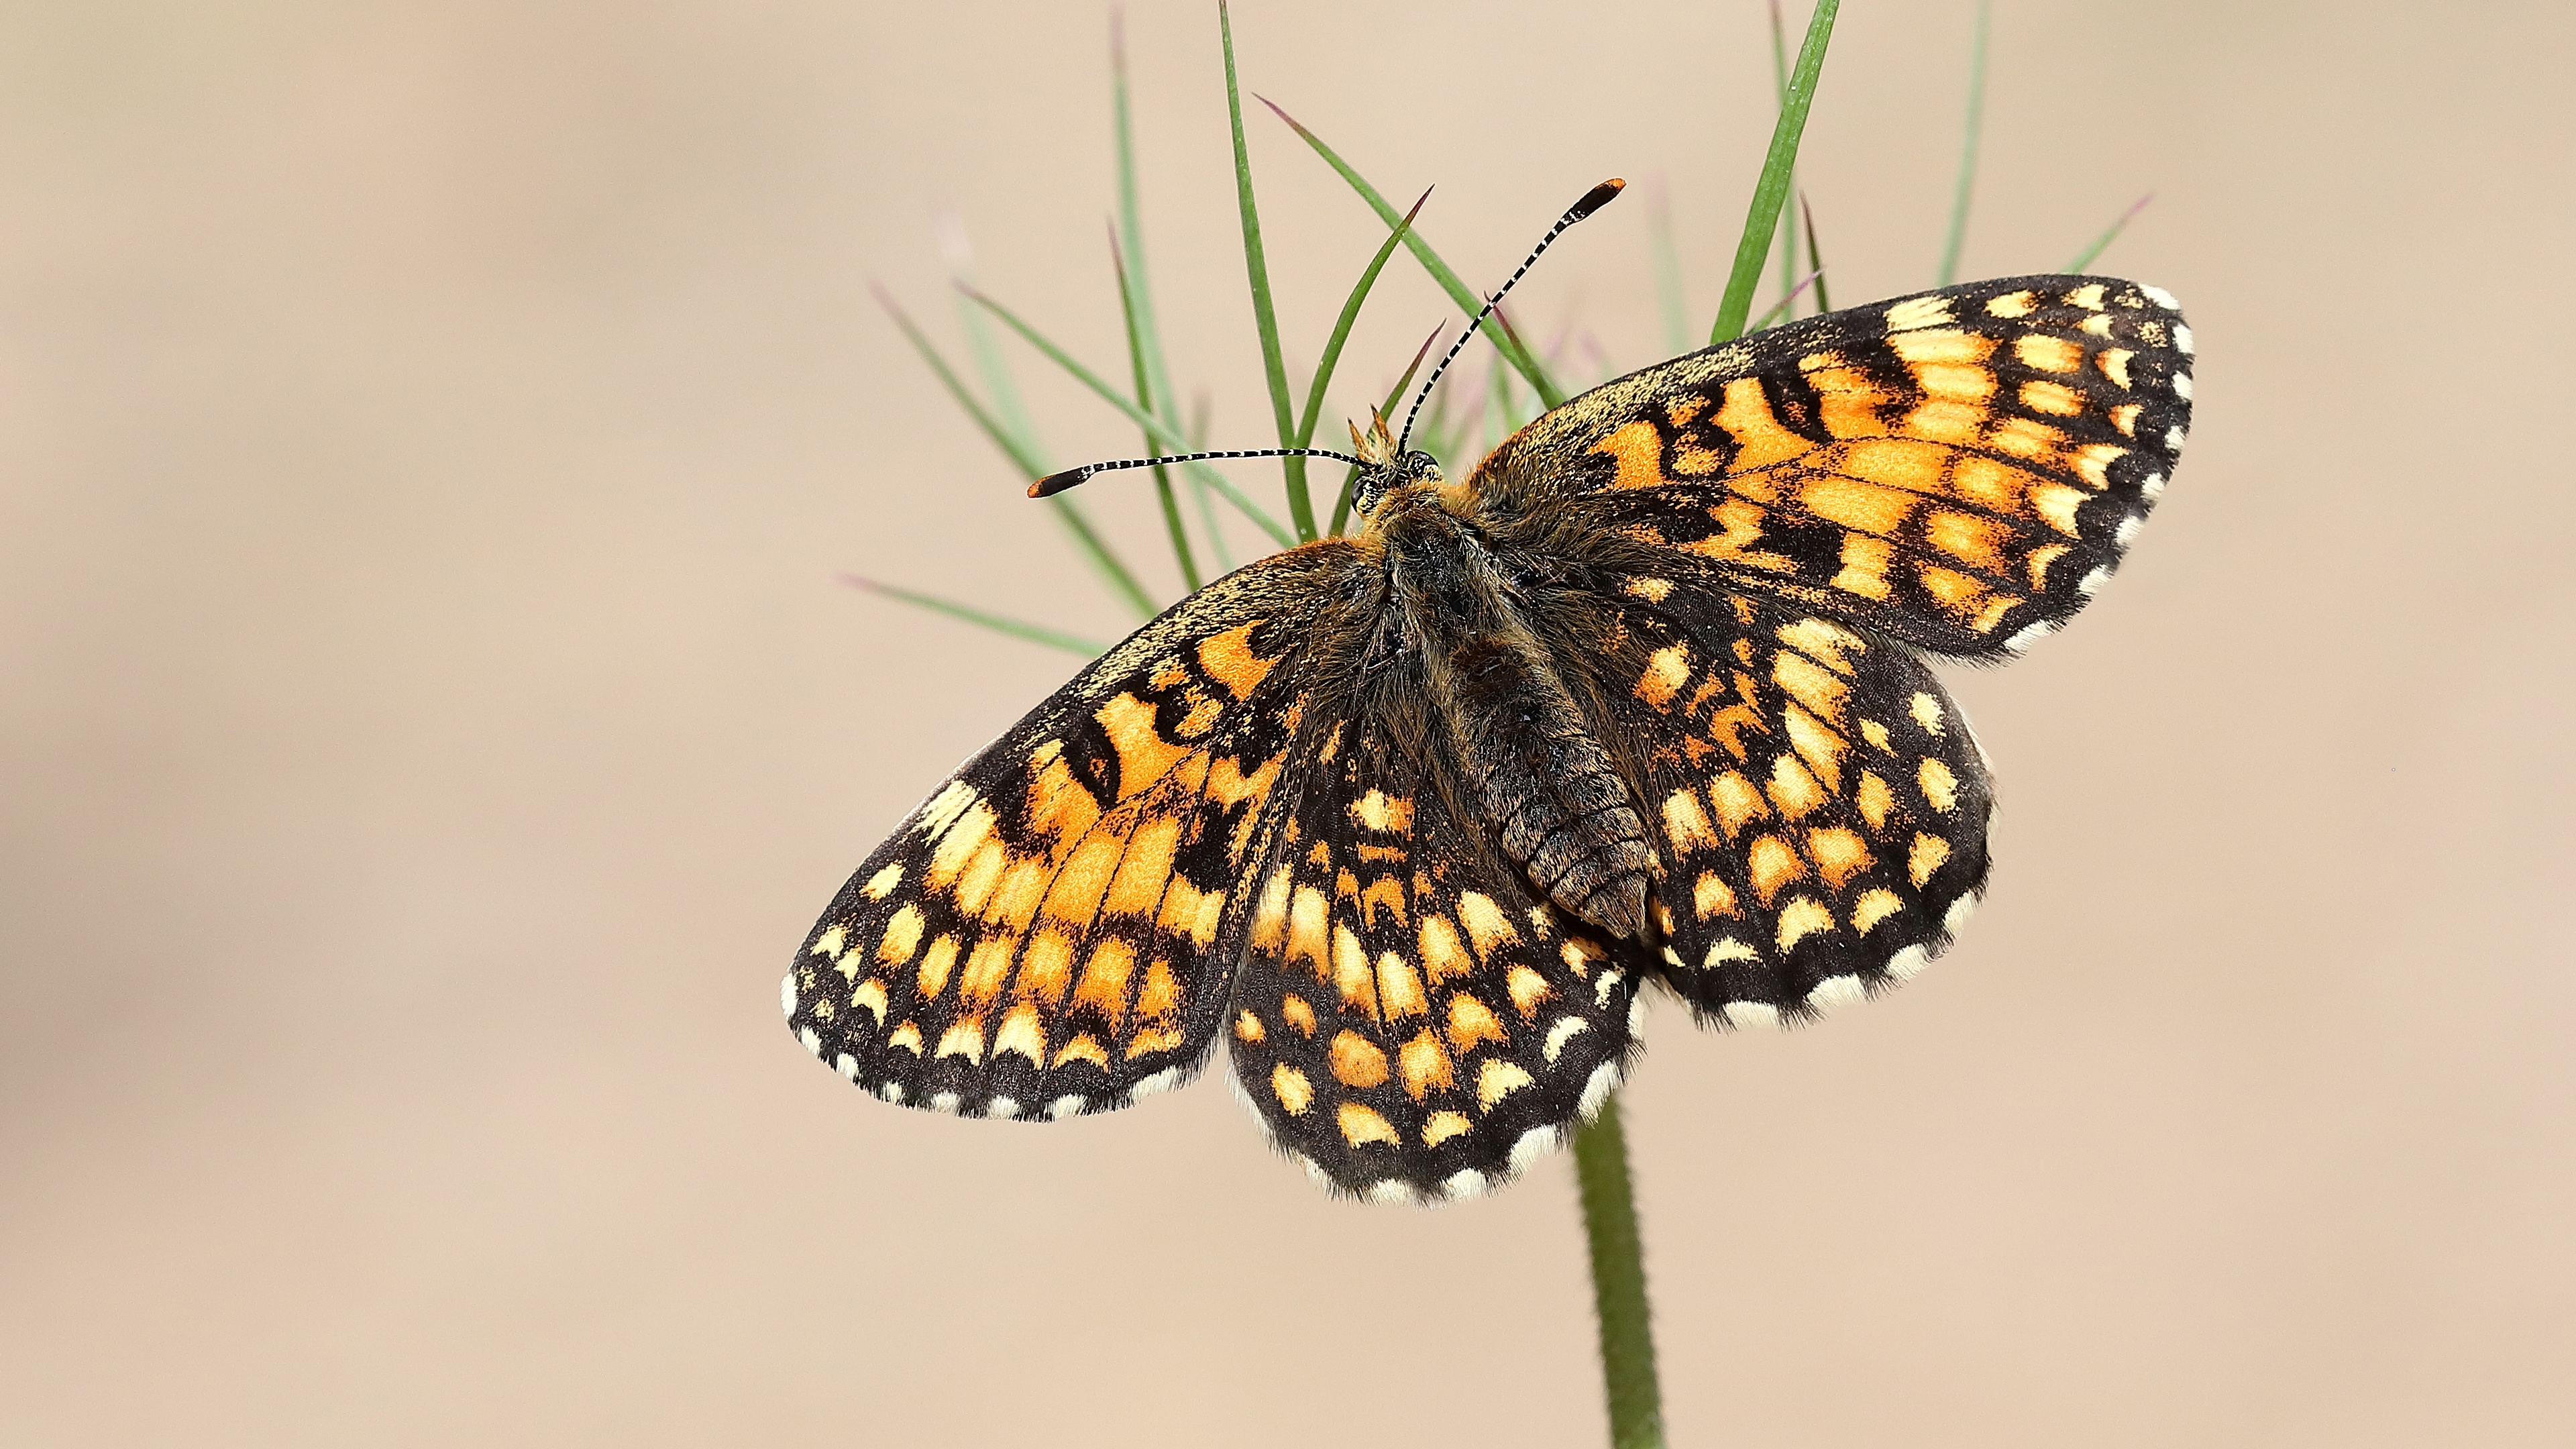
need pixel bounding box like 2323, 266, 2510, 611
1031, 446, 1366, 498
1398, 178, 1625, 451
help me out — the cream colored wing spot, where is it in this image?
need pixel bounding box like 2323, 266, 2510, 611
2171, 371, 2194, 401
2141, 284, 2182, 311
1507, 1124, 1564, 1175
1805, 975, 1866, 1013
1886, 294, 1957, 331
2173, 323, 2195, 355
1723, 1001, 1781, 1030
1884, 944, 1931, 981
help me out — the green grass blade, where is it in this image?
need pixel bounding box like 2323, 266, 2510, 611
1768, 0, 1801, 318
1330, 321, 1440, 535
961, 284, 1297, 549
1712, 0, 1840, 344
1936, 0, 1991, 286
1648, 185, 1690, 355
1111, 228, 1199, 594
1219, 1, 1316, 542
873, 284, 1155, 620
1295, 187, 1428, 453
841, 575, 1108, 659
1801, 192, 1833, 315
1110, 14, 1183, 431
2063, 193, 2154, 272
1258, 95, 1564, 409
936, 217, 1046, 460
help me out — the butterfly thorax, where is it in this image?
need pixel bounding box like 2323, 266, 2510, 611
1366, 490, 1658, 941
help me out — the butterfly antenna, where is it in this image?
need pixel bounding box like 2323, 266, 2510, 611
1398, 178, 1624, 451
1031, 446, 1366, 498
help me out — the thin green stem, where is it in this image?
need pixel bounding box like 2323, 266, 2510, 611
1937, 0, 1991, 287
1575, 1097, 1664, 1449
1713, 0, 1839, 344
841, 576, 1108, 659
1294, 188, 1428, 454
1111, 229, 1199, 594
2064, 192, 2154, 272
1768, 0, 1801, 317
874, 285, 1155, 620
1111, 13, 1202, 589
1218, 1, 1314, 541
959, 284, 1296, 549
1258, 95, 1564, 409
1802, 191, 1833, 315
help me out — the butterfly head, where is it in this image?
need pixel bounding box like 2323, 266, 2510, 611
1347, 411, 1444, 522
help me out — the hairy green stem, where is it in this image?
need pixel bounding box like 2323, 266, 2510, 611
1575, 1096, 1664, 1449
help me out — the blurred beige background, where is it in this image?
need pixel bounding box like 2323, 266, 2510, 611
4, 2, 2570, 1444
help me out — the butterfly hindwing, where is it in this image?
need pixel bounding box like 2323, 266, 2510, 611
1471, 275, 2192, 658
784, 543, 1362, 1119
1546, 573, 1994, 1024
1224, 712, 1643, 1201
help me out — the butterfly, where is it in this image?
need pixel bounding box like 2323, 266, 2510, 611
784, 186, 2190, 1202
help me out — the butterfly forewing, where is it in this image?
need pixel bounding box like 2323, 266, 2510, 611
1471, 275, 2192, 657
785, 544, 1363, 1119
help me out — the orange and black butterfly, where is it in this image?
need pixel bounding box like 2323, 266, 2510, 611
784, 180, 2192, 1202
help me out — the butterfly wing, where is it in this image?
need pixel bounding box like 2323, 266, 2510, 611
1470, 275, 2192, 658
784, 543, 1362, 1120
1534, 571, 1994, 1024
1222, 704, 1645, 1201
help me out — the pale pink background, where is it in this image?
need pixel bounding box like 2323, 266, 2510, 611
5, 3, 2569, 1445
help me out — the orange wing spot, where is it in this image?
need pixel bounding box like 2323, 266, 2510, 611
1352, 789, 1415, 833
1748, 833, 1807, 904
916, 934, 960, 1001
1147, 658, 1189, 690
1909, 692, 1946, 733
1014, 922, 1077, 1005
1419, 914, 1474, 983
1778, 617, 1866, 672
1985, 289, 2037, 318
958, 935, 1016, 1008
860, 863, 904, 900
1591, 419, 1672, 490
1135, 957, 1183, 1020
1287, 885, 1331, 975
1396, 1032, 1455, 1101
1102, 815, 1183, 917
1713, 376, 1819, 469
1851, 888, 1904, 934
1175, 694, 1224, 739
1331, 926, 1380, 1014
1069, 938, 1134, 1027
2108, 402, 2143, 437
1638, 643, 1691, 708
1424, 1111, 1472, 1147
950, 839, 1008, 918
1330, 1029, 1391, 1088
1774, 649, 1849, 720
2027, 543, 2071, 590
1902, 398, 1987, 447
1918, 758, 1961, 814
1841, 438, 1950, 496
1662, 786, 1723, 851
926, 799, 999, 885
2072, 441, 2127, 490
1785, 704, 1849, 792
1477, 1059, 1536, 1110
1338, 1102, 1400, 1147
2014, 333, 2084, 372
1357, 875, 1408, 932
1307, 841, 1331, 868
1195, 621, 1278, 701
1766, 754, 1829, 820
877, 904, 926, 967
851, 977, 889, 1024
1040, 834, 1122, 928
888, 1020, 925, 1056
1052, 1032, 1110, 1070
1986, 415, 2068, 464
1204, 749, 1283, 810
1457, 892, 1521, 959
2063, 282, 2108, 310
1951, 455, 2032, 513
1909, 833, 1952, 886
1886, 327, 1990, 366
934, 1020, 985, 1063
1158, 877, 1226, 949
1927, 508, 2009, 571
1505, 965, 1555, 1018
2097, 347, 2135, 388
2029, 481, 2088, 537
1803, 476, 1920, 535
1376, 953, 1429, 1020
1446, 993, 1508, 1054
1281, 993, 1318, 1036
993, 1003, 1048, 1066
1271, 1063, 1315, 1115
1122, 1024, 1183, 1059
1024, 752, 1103, 847
1914, 359, 1998, 404
1807, 826, 1874, 888
1250, 866, 1292, 951
1693, 870, 1739, 919
1805, 364, 1897, 437
1623, 575, 1674, 602
1709, 769, 1770, 837
1860, 719, 1893, 751
1560, 934, 1609, 973
1856, 771, 1896, 830
1917, 564, 1999, 627
1831, 533, 1895, 601
1092, 692, 1193, 800
982, 856, 1049, 930
1776, 897, 1835, 951
1234, 1008, 1265, 1043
